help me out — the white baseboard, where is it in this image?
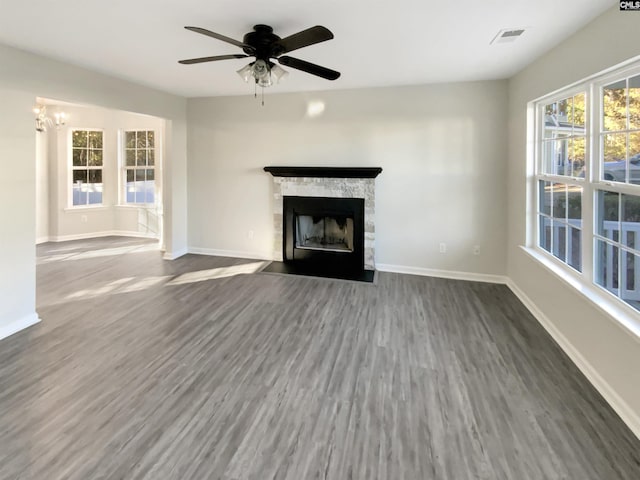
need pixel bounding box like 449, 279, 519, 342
376, 263, 508, 284
188, 247, 272, 261
0, 313, 40, 341
507, 279, 640, 441
47, 230, 159, 243
163, 247, 189, 260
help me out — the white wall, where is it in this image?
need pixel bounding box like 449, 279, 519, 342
0, 43, 187, 339
39, 104, 163, 241
187, 81, 508, 277
508, 6, 640, 435
35, 131, 48, 243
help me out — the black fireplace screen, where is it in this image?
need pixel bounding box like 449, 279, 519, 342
295, 215, 354, 252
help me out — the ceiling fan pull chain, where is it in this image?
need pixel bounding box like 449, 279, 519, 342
262, 87, 265, 106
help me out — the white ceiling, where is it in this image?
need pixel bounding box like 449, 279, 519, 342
0, 0, 616, 98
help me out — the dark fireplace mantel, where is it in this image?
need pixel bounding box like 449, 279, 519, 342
264, 166, 382, 178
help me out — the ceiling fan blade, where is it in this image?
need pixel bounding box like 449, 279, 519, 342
178, 54, 249, 65
278, 56, 340, 80
274, 26, 334, 55
184, 26, 254, 51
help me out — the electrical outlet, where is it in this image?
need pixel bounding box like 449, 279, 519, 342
247, 230, 254, 240
439, 242, 447, 254
473, 245, 481, 255
81, 215, 88, 223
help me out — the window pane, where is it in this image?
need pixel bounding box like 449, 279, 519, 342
571, 93, 586, 130
557, 98, 570, 120
539, 180, 552, 215
86, 169, 102, 205
73, 170, 86, 183
570, 137, 586, 177
539, 216, 552, 253
629, 75, 640, 130
554, 135, 571, 176
89, 150, 102, 166
630, 132, 640, 185
568, 227, 582, 272
135, 169, 145, 182
126, 131, 136, 148
567, 186, 582, 221
72, 148, 86, 167
72, 170, 87, 206
136, 150, 146, 167
145, 169, 155, 203
73, 185, 86, 206
553, 183, 567, 220
147, 149, 154, 166
603, 133, 627, 181
541, 140, 555, 172
72, 130, 87, 147
552, 221, 566, 262
126, 149, 135, 166
126, 169, 135, 203
622, 194, 640, 252
88, 170, 102, 184
136, 131, 147, 148
147, 131, 155, 148
596, 240, 619, 292
603, 80, 627, 131
597, 190, 619, 238
88, 190, 102, 205
88, 131, 103, 149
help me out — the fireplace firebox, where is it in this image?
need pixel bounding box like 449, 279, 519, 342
284, 196, 365, 273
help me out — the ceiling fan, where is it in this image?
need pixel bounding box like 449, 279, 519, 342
178, 24, 341, 89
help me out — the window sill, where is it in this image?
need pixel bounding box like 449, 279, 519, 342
521, 245, 640, 342
115, 204, 158, 209
64, 206, 109, 212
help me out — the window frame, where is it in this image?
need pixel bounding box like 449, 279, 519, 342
68, 128, 104, 208
120, 129, 157, 206
533, 85, 590, 275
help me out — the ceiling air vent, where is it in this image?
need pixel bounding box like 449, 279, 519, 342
490, 28, 525, 45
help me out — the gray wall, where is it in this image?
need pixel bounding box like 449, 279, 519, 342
187, 81, 508, 277
0, 43, 188, 339
507, 7, 640, 434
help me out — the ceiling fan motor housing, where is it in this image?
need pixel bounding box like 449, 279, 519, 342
242, 25, 283, 59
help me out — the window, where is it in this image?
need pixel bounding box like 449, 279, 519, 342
533, 62, 640, 313
71, 130, 103, 206
595, 72, 640, 310
536, 92, 586, 272
123, 130, 155, 204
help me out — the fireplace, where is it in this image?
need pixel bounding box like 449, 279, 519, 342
284, 196, 364, 272
263, 166, 382, 282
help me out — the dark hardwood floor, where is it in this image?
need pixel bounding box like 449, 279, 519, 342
0, 236, 638, 479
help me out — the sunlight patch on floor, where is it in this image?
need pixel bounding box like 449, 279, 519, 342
65, 275, 172, 300
39, 244, 159, 264
166, 262, 269, 286
63, 262, 269, 301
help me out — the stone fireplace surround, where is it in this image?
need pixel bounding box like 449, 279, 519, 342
264, 167, 382, 271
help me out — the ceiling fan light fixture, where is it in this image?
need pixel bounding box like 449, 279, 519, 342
236, 63, 253, 83
271, 64, 289, 83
